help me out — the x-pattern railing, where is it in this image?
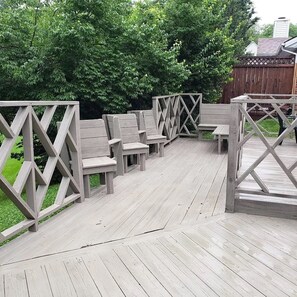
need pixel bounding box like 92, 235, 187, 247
0, 101, 83, 243
226, 94, 297, 214
179, 94, 202, 136
152, 93, 202, 142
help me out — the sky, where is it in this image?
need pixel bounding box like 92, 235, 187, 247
252, 0, 297, 24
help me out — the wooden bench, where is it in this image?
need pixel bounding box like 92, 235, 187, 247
103, 114, 149, 175
129, 110, 166, 157
197, 103, 230, 152
212, 125, 229, 154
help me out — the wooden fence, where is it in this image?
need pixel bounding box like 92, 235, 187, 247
221, 56, 295, 103
152, 93, 202, 142
0, 101, 84, 243
226, 94, 297, 219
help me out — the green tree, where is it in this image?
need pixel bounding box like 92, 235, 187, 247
222, 0, 258, 55
126, 0, 190, 108
289, 24, 297, 37
162, 0, 237, 101
0, 0, 189, 115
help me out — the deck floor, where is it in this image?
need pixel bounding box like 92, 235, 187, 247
0, 137, 297, 296
0, 138, 227, 265
1, 213, 297, 297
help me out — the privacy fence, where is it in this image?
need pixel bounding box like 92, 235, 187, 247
221, 56, 295, 103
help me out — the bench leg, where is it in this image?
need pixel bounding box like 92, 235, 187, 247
83, 175, 91, 198
159, 143, 164, 157
123, 155, 128, 173
106, 172, 114, 194
218, 135, 221, 154
140, 153, 146, 171
100, 173, 105, 185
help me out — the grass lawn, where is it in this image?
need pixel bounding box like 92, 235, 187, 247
0, 136, 100, 237
245, 118, 279, 136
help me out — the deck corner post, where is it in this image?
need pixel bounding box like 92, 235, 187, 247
22, 106, 38, 232
226, 102, 240, 213
72, 104, 85, 203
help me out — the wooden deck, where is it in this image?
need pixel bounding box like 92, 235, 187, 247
0, 137, 297, 296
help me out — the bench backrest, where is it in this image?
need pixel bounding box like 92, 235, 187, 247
142, 110, 158, 136
104, 114, 140, 144
129, 110, 158, 136
200, 103, 231, 125
80, 119, 110, 159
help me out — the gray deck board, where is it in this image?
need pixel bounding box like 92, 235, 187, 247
2, 213, 297, 297
0, 138, 297, 296
0, 138, 226, 265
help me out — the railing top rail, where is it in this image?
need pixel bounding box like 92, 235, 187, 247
0, 101, 79, 107
231, 94, 297, 104
245, 93, 296, 97
152, 93, 202, 100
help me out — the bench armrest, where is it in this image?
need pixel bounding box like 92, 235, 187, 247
108, 138, 121, 146
138, 130, 146, 134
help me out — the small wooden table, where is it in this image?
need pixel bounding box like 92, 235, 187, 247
212, 125, 229, 154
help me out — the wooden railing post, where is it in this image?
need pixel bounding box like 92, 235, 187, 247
22, 106, 38, 231
226, 102, 240, 213
69, 104, 84, 203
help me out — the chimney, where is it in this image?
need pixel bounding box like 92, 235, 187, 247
273, 17, 290, 38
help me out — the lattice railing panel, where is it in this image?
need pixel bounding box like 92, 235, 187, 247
179, 94, 202, 136
0, 101, 84, 243
226, 94, 297, 218
152, 93, 202, 142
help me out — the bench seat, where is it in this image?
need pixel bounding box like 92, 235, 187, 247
212, 125, 229, 154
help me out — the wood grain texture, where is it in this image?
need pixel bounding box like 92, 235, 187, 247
2, 213, 297, 296
221, 61, 294, 104
0, 135, 296, 296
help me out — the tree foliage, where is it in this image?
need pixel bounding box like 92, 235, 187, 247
162, 0, 257, 100
0, 0, 257, 111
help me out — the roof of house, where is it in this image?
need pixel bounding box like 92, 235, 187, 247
257, 38, 288, 56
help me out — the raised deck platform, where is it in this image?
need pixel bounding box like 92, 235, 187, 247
0, 137, 296, 296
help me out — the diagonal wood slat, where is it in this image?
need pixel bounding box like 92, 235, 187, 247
40, 105, 57, 132
0, 114, 14, 138
227, 94, 297, 219
54, 106, 75, 153
236, 105, 297, 187
34, 164, 47, 186
153, 93, 202, 142
13, 161, 32, 195
250, 170, 269, 193
0, 101, 83, 243
0, 107, 29, 173
0, 175, 35, 219
32, 111, 57, 157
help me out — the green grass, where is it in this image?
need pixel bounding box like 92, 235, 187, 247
244, 118, 279, 136
199, 119, 280, 141
0, 136, 100, 240
201, 131, 214, 140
